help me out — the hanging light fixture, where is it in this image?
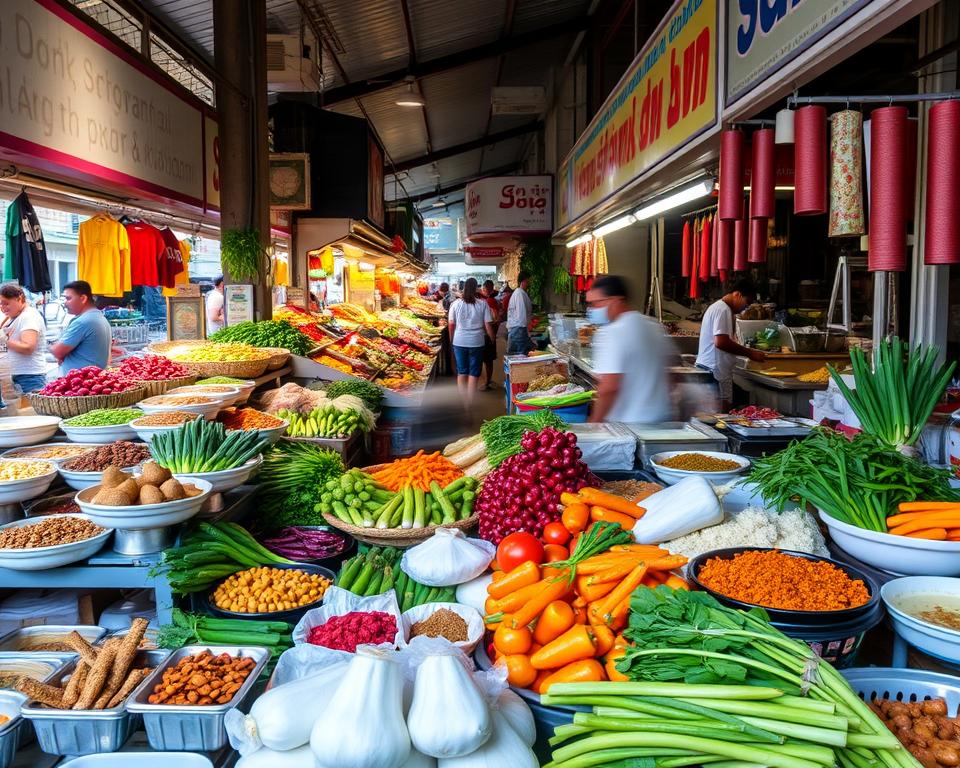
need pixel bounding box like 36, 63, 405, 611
396, 77, 426, 107
634, 178, 714, 220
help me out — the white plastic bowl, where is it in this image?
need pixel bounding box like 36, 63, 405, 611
195, 380, 255, 403
137, 395, 223, 421
818, 510, 960, 576
1, 443, 102, 464
881, 577, 960, 664
225, 419, 288, 446
650, 450, 751, 487
128, 415, 201, 444
76, 477, 212, 530
0, 514, 113, 570
0, 461, 58, 504
0, 416, 61, 448
57, 465, 137, 491
171, 456, 262, 493
166, 385, 242, 406
59, 419, 140, 444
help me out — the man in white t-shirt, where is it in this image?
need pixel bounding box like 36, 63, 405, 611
205, 276, 225, 335
695, 279, 766, 409
586, 275, 674, 424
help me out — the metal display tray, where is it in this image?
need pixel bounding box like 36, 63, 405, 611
126, 645, 270, 752
0, 690, 26, 768
0, 626, 106, 654
20, 649, 169, 756
726, 417, 817, 438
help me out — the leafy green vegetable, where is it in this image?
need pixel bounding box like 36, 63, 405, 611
210, 320, 312, 355
480, 409, 566, 467
256, 441, 345, 527
324, 379, 384, 412
149, 418, 267, 473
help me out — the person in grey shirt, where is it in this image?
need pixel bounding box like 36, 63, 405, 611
505, 271, 534, 356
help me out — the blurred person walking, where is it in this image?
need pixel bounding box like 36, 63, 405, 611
447, 277, 495, 409
480, 279, 501, 390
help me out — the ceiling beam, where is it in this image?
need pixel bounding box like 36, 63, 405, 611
391, 120, 542, 172
478, 0, 518, 174
403, 162, 523, 204
320, 16, 586, 104
398, 0, 433, 155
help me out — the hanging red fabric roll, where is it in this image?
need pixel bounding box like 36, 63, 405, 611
905, 117, 918, 220
690, 218, 700, 298
719, 130, 745, 220
750, 128, 776, 219
733, 218, 748, 271
869, 106, 909, 271
681, 220, 692, 276
716, 218, 732, 270
924, 100, 960, 265
710, 213, 719, 277
699, 216, 712, 281
794, 106, 827, 215
749, 218, 768, 263
719, 269, 729, 283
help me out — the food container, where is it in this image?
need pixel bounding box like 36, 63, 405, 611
649, 450, 750, 486
0, 690, 26, 768
881, 577, 960, 665
0, 416, 62, 449
58, 421, 140, 445
842, 668, 960, 715
58, 465, 138, 492
171, 456, 262, 494
136, 395, 223, 421
126, 644, 270, 751
0, 462, 58, 505
102, 627, 159, 650
28, 388, 147, 420
56, 754, 214, 768
1, 444, 101, 465
0, 515, 113, 570
20, 649, 168, 756
202, 563, 336, 623
128, 414, 200, 444
624, 422, 728, 469
818, 510, 960, 576
0, 653, 73, 689
228, 418, 288, 446
75, 478, 213, 531
0, 626, 107, 653
22, 493, 82, 518
688, 547, 883, 668
165, 385, 242, 406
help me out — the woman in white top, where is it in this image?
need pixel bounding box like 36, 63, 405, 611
0, 283, 48, 393
447, 277, 494, 408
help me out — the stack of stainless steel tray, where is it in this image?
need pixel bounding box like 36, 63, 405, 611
0, 626, 106, 653
0, 690, 27, 768
624, 421, 729, 467
726, 417, 817, 438
127, 645, 269, 751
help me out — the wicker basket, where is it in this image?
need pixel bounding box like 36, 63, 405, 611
145, 340, 207, 356
28, 386, 148, 418
177, 358, 271, 379
322, 511, 479, 547
132, 374, 198, 398
261, 347, 291, 370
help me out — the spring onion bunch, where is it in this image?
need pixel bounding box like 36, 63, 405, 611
479, 409, 566, 467
543, 587, 919, 768
747, 427, 959, 531
828, 337, 955, 449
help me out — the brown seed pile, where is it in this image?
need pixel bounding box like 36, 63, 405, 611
6, 445, 92, 460
132, 411, 199, 426
410, 608, 468, 642
62, 442, 151, 472
658, 453, 742, 472
144, 395, 214, 406
0, 516, 105, 549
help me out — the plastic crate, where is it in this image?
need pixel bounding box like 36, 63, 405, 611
513, 401, 590, 422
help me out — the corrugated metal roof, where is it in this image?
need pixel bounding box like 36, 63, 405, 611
422, 60, 500, 150
408, 0, 507, 61
512, 0, 590, 35
139, 0, 215, 59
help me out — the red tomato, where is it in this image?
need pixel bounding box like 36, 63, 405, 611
543, 544, 569, 562
496, 532, 545, 573
542, 521, 571, 547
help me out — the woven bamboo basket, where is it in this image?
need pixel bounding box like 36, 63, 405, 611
177, 358, 271, 379
321, 511, 479, 547
28, 385, 147, 418
260, 347, 291, 370
145, 340, 207, 356
131, 374, 198, 398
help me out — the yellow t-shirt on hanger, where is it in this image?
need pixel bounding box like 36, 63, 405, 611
77, 214, 131, 297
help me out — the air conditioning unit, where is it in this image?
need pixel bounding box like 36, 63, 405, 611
267, 34, 322, 92
491, 86, 546, 116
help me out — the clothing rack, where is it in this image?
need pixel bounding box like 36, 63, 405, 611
788, 91, 960, 105
680, 203, 718, 219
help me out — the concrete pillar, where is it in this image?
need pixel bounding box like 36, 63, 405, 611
213, 0, 271, 319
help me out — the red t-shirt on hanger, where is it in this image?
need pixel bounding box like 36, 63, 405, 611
158, 228, 185, 288
124, 222, 164, 287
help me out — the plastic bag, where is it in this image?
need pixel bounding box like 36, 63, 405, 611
399, 602, 484, 654
400, 529, 496, 587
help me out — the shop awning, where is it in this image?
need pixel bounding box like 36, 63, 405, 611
295, 217, 427, 274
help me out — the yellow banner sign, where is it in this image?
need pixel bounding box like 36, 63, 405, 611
557, 0, 718, 231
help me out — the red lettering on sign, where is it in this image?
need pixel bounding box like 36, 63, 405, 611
668, 26, 710, 129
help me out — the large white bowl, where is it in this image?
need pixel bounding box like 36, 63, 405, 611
818, 510, 960, 576
58, 419, 140, 444
1, 443, 101, 464
128, 414, 201, 444
650, 450, 751, 487
0, 461, 58, 504
194, 379, 255, 403
0, 514, 113, 570
224, 419, 288, 446
137, 394, 223, 421
171, 455, 262, 493
0, 416, 61, 448
881, 577, 960, 664
57, 465, 137, 491
76, 477, 213, 529
166, 385, 242, 406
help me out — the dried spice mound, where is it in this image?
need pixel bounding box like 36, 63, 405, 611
410, 608, 468, 642
658, 453, 741, 472
0, 517, 105, 549
62, 442, 151, 472
698, 550, 870, 612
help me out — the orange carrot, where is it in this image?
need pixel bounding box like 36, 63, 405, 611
590, 506, 639, 529
592, 625, 615, 656
540, 658, 606, 692
607, 597, 631, 631
578, 488, 646, 518
589, 559, 645, 584
665, 574, 691, 590
576, 554, 641, 574
560, 492, 584, 507
490, 570, 506, 581
501, 654, 537, 688
533, 601, 577, 646
889, 515, 960, 535
904, 528, 948, 540
595, 563, 649, 623
488, 561, 541, 599
604, 646, 630, 682
897, 501, 960, 512
530, 625, 597, 670
576, 576, 619, 603
610, 544, 671, 555
562, 503, 590, 535
490, 579, 551, 614
510, 575, 573, 629
646, 555, 689, 571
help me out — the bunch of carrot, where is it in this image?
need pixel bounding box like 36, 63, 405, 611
370, 450, 463, 492
886, 501, 960, 541
558, 486, 647, 547
485, 537, 687, 695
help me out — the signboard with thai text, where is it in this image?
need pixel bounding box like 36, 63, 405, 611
556, 0, 718, 231
466, 175, 552, 236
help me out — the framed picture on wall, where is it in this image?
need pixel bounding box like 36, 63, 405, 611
167, 297, 206, 341
269, 153, 311, 210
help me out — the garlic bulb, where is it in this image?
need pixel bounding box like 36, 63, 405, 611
496, 690, 536, 748
437, 711, 538, 768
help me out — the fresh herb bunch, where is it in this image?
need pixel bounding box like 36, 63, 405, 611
256, 441, 344, 527
519, 236, 552, 308
747, 427, 960, 531
220, 228, 263, 282
209, 320, 312, 356
324, 379, 384, 412
150, 418, 267, 473
479, 409, 566, 468
829, 337, 956, 449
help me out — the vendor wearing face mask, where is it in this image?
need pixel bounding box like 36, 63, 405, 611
586, 275, 673, 424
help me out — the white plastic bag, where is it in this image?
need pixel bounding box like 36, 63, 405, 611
399, 602, 484, 654
401, 529, 495, 587
236, 744, 314, 768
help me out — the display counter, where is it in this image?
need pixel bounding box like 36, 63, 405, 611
733, 353, 848, 416
557, 345, 714, 386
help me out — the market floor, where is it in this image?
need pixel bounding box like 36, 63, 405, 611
410, 374, 507, 453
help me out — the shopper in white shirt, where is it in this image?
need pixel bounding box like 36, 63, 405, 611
447, 277, 495, 408
506, 271, 534, 356
695, 279, 766, 410
206, 276, 225, 335
0, 283, 48, 393
586, 275, 674, 424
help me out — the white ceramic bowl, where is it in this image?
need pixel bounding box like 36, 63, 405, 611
818, 510, 960, 576
881, 577, 960, 664
172, 456, 262, 493
649, 450, 751, 487
225, 419, 288, 446
166, 385, 242, 406
1, 443, 101, 465
0, 461, 58, 504
128, 414, 201, 444
58, 419, 140, 444
57, 465, 137, 491
0, 514, 113, 570
76, 477, 212, 530
195, 380, 255, 403
137, 395, 223, 421
0, 416, 61, 448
